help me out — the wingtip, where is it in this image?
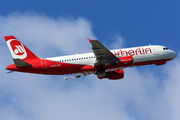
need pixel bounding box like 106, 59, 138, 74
87, 38, 93, 42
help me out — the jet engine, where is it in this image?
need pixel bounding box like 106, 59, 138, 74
118, 56, 133, 67
97, 69, 124, 80
105, 56, 134, 68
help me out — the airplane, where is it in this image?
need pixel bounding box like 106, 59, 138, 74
4, 36, 177, 80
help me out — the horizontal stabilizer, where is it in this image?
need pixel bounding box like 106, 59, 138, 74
7, 70, 15, 73
13, 59, 31, 68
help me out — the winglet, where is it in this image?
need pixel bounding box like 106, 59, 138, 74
87, 38, 93, 42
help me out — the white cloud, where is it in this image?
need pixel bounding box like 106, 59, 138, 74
0, 12, 95, 57
0, 12, 179, 120
109, 34, 125, 49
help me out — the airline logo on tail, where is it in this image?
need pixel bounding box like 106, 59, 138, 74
7, 39, 27, 59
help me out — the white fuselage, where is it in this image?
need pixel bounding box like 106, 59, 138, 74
46, 45, 177, 66
4, 35, 177, 79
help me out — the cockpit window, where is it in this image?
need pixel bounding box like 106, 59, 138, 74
163, 48, 169, 50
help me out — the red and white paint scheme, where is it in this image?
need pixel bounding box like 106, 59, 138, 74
4, 36, 177, 80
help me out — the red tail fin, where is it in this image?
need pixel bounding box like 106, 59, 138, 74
4, 36, 39, 61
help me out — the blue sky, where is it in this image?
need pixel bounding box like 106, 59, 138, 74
0, 0, 180, 120
1, 0, 180, 49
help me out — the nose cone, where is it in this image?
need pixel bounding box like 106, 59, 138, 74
170, 51, 177, 59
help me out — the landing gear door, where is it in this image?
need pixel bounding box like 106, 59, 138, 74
41, 59, 47, 69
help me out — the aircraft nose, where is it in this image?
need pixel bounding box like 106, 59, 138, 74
170, 51, 177, 59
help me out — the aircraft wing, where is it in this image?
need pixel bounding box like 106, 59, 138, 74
88, 38, 118, 66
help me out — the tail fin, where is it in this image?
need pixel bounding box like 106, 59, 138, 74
4, 36, 39, 60
4, 36, 39, 67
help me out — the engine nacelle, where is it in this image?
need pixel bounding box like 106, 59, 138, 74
97, 69, 124, 80
107, 69, 124, 80
155, 61, 166, 65
118, 56, 133, 67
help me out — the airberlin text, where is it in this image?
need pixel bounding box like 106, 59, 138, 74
114, 47, 152, 56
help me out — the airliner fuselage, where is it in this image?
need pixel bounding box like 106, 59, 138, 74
5, 36, 177, 80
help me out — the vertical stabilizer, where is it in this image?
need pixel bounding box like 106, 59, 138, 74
4, 36, 39, 61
